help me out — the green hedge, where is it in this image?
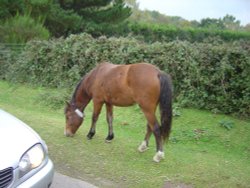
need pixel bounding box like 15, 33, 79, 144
3, 33, 250, 117
128, 23, 250, 43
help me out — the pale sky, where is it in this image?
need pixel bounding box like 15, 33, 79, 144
137, 0, 250, 26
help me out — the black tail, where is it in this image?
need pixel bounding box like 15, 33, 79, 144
158, 72, 173, 142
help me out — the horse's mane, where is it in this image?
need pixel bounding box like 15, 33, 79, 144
71, 76, 86, 104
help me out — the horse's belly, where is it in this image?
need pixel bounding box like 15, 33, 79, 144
110, 99, 135, 107
105, 93, 135, 107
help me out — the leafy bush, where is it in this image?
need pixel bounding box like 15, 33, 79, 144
0, 43, 25, 80
3, 33, 250, 117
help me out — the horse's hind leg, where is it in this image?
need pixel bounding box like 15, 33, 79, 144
141, 108, 164, 162
138, 123, 151, 152
87, 102, 103, 139
105, 103, 114, 142
151, 121, 165, 162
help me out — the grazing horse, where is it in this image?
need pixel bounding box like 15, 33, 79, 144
64, 62, 173, 162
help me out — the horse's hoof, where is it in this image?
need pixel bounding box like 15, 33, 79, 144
87, 135, 92, 140
153, 151, 165, 162
87, 131, 95, 140
105, 139, 112, 143
138, 141, 148, 152
105, 133, 114, 143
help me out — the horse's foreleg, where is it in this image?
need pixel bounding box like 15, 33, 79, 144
138, 123, 151, 152
87, 102, 103, 139
105, 103, 114, 142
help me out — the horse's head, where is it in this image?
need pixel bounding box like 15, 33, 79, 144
64, 102, 84, 137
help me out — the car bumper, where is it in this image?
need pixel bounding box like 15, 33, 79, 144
17, 159, 54, 188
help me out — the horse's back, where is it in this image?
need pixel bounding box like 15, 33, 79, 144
90, 62, 161, 107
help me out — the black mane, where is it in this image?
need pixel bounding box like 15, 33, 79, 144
71, 76, 86, 104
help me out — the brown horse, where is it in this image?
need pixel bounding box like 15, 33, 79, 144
64, 62, 173, 162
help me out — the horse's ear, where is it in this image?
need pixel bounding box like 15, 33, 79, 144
65, 101, 70, 107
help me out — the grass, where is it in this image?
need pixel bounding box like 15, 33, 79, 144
0, 81, 249, 188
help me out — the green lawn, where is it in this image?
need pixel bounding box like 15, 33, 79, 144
0, 81, 249, 188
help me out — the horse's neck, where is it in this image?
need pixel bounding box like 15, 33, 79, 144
73, 82, 91, 111
73, 67, 100, 111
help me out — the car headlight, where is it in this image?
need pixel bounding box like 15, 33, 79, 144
19, 144, 45, 177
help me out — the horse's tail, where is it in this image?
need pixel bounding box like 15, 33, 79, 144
158, 72, 173, 142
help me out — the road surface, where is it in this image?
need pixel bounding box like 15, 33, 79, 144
51, 172, 98, 188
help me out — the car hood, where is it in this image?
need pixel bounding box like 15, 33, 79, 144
0, 110, 42, 169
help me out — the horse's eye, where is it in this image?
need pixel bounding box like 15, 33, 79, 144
66, 116, 72, 122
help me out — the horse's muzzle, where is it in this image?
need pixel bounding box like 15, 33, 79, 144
64, 129, 74, 137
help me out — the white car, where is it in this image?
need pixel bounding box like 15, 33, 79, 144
0, 109, 54, 188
